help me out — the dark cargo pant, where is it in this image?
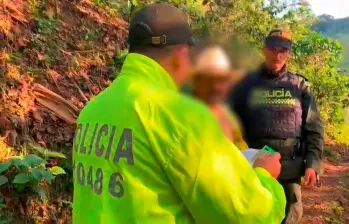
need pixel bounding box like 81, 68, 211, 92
279, 181, 303, 224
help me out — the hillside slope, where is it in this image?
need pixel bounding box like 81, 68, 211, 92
0, 0, 128, 222
1, 0, 128, 152
313, 15, 349, 69
0, 1, 348, 223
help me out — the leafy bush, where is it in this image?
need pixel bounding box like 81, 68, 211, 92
118, 0, 349, 145
0, 152, 66, 202
325, 201, 344, 224
37, 16, 59, 35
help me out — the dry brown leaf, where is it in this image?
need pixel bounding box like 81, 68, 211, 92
33, 84, 79, 125
35, 96, 77, 125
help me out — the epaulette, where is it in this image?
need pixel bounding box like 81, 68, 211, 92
289, 71, 308, 82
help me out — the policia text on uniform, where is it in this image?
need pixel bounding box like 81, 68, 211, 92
73, 123, 134, 199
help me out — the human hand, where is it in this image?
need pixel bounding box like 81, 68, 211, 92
302, 168, 317, 188
253, 152, 281, 179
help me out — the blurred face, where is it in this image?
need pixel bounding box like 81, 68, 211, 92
263, 46, 290, 72
169, 45, 195, 85
193, 74, 231, 105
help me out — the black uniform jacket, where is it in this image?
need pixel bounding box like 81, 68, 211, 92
229, 65, 324, 177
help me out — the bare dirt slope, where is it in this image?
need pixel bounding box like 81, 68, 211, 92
302, 146, 349, 224
0, 0, 128, 156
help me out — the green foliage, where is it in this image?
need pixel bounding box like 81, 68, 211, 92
32, 144, 67, 160
28, 0, 46, 17
37, 16, 59, 35
0, 152, 66, 202
49, 166, 66, 175
91, 0, 105, 7
313, 16, 349, 70
0, 214, 12, 224
170, 0, 349, 143
313, 16, 349, 37
96, 1, 349, 144
327, 109, 349, 145
336, 34, 349, 70
90, 0, 130, 18
325, 216, 340, 224
325, 201, 344, 224
0, 176, 8, 187
112, 49, 129, 67
290, 30, 349, 127
5, 51, 21, 64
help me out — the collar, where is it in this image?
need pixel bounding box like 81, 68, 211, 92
120, 53, 178, 92
259, 63, 287, 79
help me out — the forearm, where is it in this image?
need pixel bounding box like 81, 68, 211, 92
304, 124, 324, 173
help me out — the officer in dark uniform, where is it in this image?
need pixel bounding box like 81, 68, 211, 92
228, 29, 324, 224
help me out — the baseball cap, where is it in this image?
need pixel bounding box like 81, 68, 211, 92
128, 3, 196, 47
265, 29, 292, 50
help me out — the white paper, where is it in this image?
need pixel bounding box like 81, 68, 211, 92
241, 148, 260, 165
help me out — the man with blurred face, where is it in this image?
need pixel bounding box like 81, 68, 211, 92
228, 29, 324, 224
192, 46, 248, 149
73, 4, 287, 223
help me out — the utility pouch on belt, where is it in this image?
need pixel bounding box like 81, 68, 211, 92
276, 138, 305, 180
278, 157, 305, 180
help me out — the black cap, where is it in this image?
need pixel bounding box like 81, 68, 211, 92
128, 3, 195, 47
265, 29, 292, 50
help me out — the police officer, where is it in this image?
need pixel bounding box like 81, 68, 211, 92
73, 3, 286, 223
228, 29, 324, 224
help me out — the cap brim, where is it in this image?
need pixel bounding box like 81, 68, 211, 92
265, 37, 292, 50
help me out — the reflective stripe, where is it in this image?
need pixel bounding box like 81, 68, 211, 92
251, 98, 296, 105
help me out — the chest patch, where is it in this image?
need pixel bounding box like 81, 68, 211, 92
249, 87, 296, 106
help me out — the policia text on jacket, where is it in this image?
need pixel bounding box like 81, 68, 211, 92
73, 124, 134, 198
72, 3, 287, 224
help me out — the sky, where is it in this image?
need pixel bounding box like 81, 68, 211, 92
307, 0, 349, 18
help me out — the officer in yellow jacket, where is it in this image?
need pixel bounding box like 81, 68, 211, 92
191, 46, 248, 150
73, 3, 286, 223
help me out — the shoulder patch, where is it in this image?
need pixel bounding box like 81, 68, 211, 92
294, 73, 308, 82
289, 71, 308, 81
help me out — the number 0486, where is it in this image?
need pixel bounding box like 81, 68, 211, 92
74, 162, 124, 198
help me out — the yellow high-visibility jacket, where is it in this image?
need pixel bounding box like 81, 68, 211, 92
72, 53, 286, 224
